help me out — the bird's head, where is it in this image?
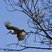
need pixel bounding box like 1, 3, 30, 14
21, 29, 25, 32
17, 29, 26, 41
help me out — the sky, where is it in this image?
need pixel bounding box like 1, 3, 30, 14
0, 0, 52, 52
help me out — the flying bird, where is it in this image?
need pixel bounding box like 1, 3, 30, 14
4, 22, 26, 41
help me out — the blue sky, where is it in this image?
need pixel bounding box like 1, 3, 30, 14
0, 0, 52, 52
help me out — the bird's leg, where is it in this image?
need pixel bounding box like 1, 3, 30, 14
23, 38, 27, 46
7, 31, 11, 34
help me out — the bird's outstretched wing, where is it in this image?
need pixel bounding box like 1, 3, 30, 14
4, 22, 19, 31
